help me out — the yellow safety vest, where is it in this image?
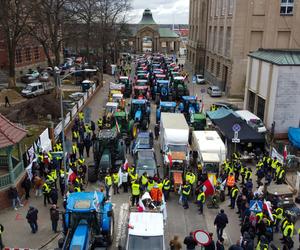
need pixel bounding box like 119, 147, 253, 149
231, 187, 238, 198
277, 169, 285, 179
141, 175, 148, 185
163, 179, 171, 190
113, 173, 119, 184
47, 174, 55, 182
147, 181, 155, 191
189, 173, 196, 184
197, 192, 205, 203
256, 212, 263, 223
78, 158, 85, 165
182, 184, 191, 196
276, 208, 283, 220
97, 119, 103, 127
283, 224, 294, 237
72, 145, 78, 154
255, 241, 268, 250
272, 159, 279, 169
74, 187, 81, 192
157, 183, 163, 190
51, 170, 57, 180
105, 176, 112, 186
73, 131, 79, 139
132, 183, 140, 196
42, 183, 51, 194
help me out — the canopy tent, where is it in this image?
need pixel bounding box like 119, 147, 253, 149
212, 114, 265, 143
288, 127, 300, 149
206, 108, 235, 120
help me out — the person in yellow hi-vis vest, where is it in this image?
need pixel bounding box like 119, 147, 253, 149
112, 172, 120, 195
104, 174, 112, 199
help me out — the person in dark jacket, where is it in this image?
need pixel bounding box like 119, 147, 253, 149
241, 232, 254, 250
50, 188, 58, 205
21, 175, 31, 200
8, 186, 23, 210
0, 224, 4, 249
125, 136, 131, 154
154, 124, 159, 140
216, 237, 225, 250
228, 241, 243, 250
26, 206, 38, 233
183, 232, 197, 250
84, 135, 92, 157
214, 209, 228, 240
205, 233, 215, 250
77, 140, 84, 158
50, 205, 60, 233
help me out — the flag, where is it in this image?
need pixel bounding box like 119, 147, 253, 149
93, 191, 100, 212
123, 159, 129, 171
202, 179, 214, 196
167, 152, 172, 168
118, 167, 123, 187
264, 199, 274, 221
283, 145, 288, 161
68, 168, 76, 182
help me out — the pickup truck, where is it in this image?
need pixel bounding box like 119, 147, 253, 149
21, 82, 54, 97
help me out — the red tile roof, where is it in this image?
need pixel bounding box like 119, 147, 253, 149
0, 114, 27, 148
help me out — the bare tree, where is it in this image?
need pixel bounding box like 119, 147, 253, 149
27, 0, 67, 67
0, 0, 30, 88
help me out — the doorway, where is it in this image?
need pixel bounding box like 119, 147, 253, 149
142, 36, 153, 52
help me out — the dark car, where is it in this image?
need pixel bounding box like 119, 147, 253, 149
213, 102, 239, 111
134, 149, 157, 177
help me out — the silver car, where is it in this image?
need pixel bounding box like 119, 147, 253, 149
207, 86, 222, 97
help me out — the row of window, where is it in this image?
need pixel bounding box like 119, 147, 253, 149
210, 0, 234, 17
208, 26, 231, 57
15, 47, 40, 64
280, 0, 294, 15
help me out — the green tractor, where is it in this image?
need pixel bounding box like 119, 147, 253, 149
89, 129, 125, 182
190, 113, 207, 131
112, 111, 134, 139
171, 76, 189, 101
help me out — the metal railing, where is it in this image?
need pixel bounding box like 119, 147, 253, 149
0, 174, 11, 189
13, 162, 24, 180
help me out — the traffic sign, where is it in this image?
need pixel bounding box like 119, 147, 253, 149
193, 230, 212, 246
232, 123, 241, 132
232, 138, 240, 143
192, 75, 196, 84
201, 87, 206, 94
249, 200, 263, 213
234, 131, 238, 139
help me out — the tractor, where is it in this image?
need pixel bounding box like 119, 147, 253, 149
58, 192, 114, 249
89, 129, 125, 182
119, 76, 132, 98
129, 99, 150, 137
171, 76, 189, 101
180, 96, 200, 123
156, 101, 177, 123
190, 113, 207, 131
132, 85, 151, 100
154, 80, 171, 104
113, 111, 134, 139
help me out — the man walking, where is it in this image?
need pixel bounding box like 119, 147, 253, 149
50, 205, 60, 233
26, 206, 38, 233
183, 232, 198, 250
214, 209, 228, 240
4, 96, 10, 107
8, 186, 23, 210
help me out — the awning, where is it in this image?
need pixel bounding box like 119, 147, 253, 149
206, 108, 235, 120
288, 127, 300, 149
212, 114, 265, 143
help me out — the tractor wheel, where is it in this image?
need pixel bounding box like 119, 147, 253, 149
107, 211, 115, 244
88, 165, 98, 183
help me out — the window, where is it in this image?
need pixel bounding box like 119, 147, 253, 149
248, 90, 255, 113
218, 27, 224, 54
16, 49, 22, 64
206, 56, 210, 69
213, 27, 217, 51
211, 0, 215, 17
221, 0, 226, 15
25, 48, 31, 61
211, 59, 215, 73
280, 0, 294, 15
257, 96, 265, 121
225, 27, 231, 57
34, 47, 39, 60
216, 62, 221, 77
228, 0, 234, 15
215, 0, 219, 16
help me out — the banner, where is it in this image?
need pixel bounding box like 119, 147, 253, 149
71, 105, 77, 118
83, 92, 88, 102
64, 112, 71, 126
54, 121, 63, 139
271, 147, 284, 164
39, 128, 52, 151
78, 98, 84, 108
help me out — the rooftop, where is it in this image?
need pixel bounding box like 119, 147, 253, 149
0, 114, 27, 149
139, 9, 157, 25
159, 28, 179, 38
249, 49, 300, 65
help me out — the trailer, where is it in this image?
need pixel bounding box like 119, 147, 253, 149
192, 130, 226, 174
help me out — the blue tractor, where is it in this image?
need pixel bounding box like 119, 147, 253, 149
156, 101, 177, 123
129, 99, 151, 137
58, 192, 114, 249
180, 96, 201, 122
154, 79, 171, 104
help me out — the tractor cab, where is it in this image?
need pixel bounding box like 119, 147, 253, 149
112, 93, 125, 110
181, 96, 200, 114
133, 86, 150, 100
130, 99, 150, 130
105, 102, 119, 114
156, 101, 177, 123
136, 73, 149, 81
155, 74, 167, 81
135, 79, 148, 86
171, 76, 189, 101
154, 80, 171, 103
170, 71, 180, 81
113, 111, 134, 138
119, 76, 132, 98
60, 192, 113, 249
152, 63, 162, 70
190, 113, 207, 131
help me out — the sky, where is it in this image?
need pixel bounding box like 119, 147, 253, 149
127, 0, 189, 24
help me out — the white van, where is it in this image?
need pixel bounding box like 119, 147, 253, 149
235, 110, 267, 133
21, 82, 54, 97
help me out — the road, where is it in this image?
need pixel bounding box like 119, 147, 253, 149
2, 57, 299, 249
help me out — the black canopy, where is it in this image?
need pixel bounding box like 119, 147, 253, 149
212, 114, 265, 143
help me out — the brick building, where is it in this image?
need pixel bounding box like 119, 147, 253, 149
187, 0, 300, 97
0, 31, 51, 80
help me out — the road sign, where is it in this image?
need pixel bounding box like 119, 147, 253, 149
234, 131, 238, 139
232, 123, 241, 132
201, 87, 206, 94
192, 75, 196, 84
232, 138, 240, 143
249, 200, 263, 213
193, 230, 212, 246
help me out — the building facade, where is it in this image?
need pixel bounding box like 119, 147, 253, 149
244, 49, 300, 138
129, 9, 180, 54
187, 0, 300, 97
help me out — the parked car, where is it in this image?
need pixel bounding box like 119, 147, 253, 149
134, 149, 158, 177
196, 74, 205, 84
21, 82, 54, 97
235, 110, 267, 133
213, 102, 239, 111
207, 86, 222, 97
20, 70, 40, 83
39, 71, 50, 82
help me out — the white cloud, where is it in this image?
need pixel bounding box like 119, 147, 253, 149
128, 0, 189, 24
